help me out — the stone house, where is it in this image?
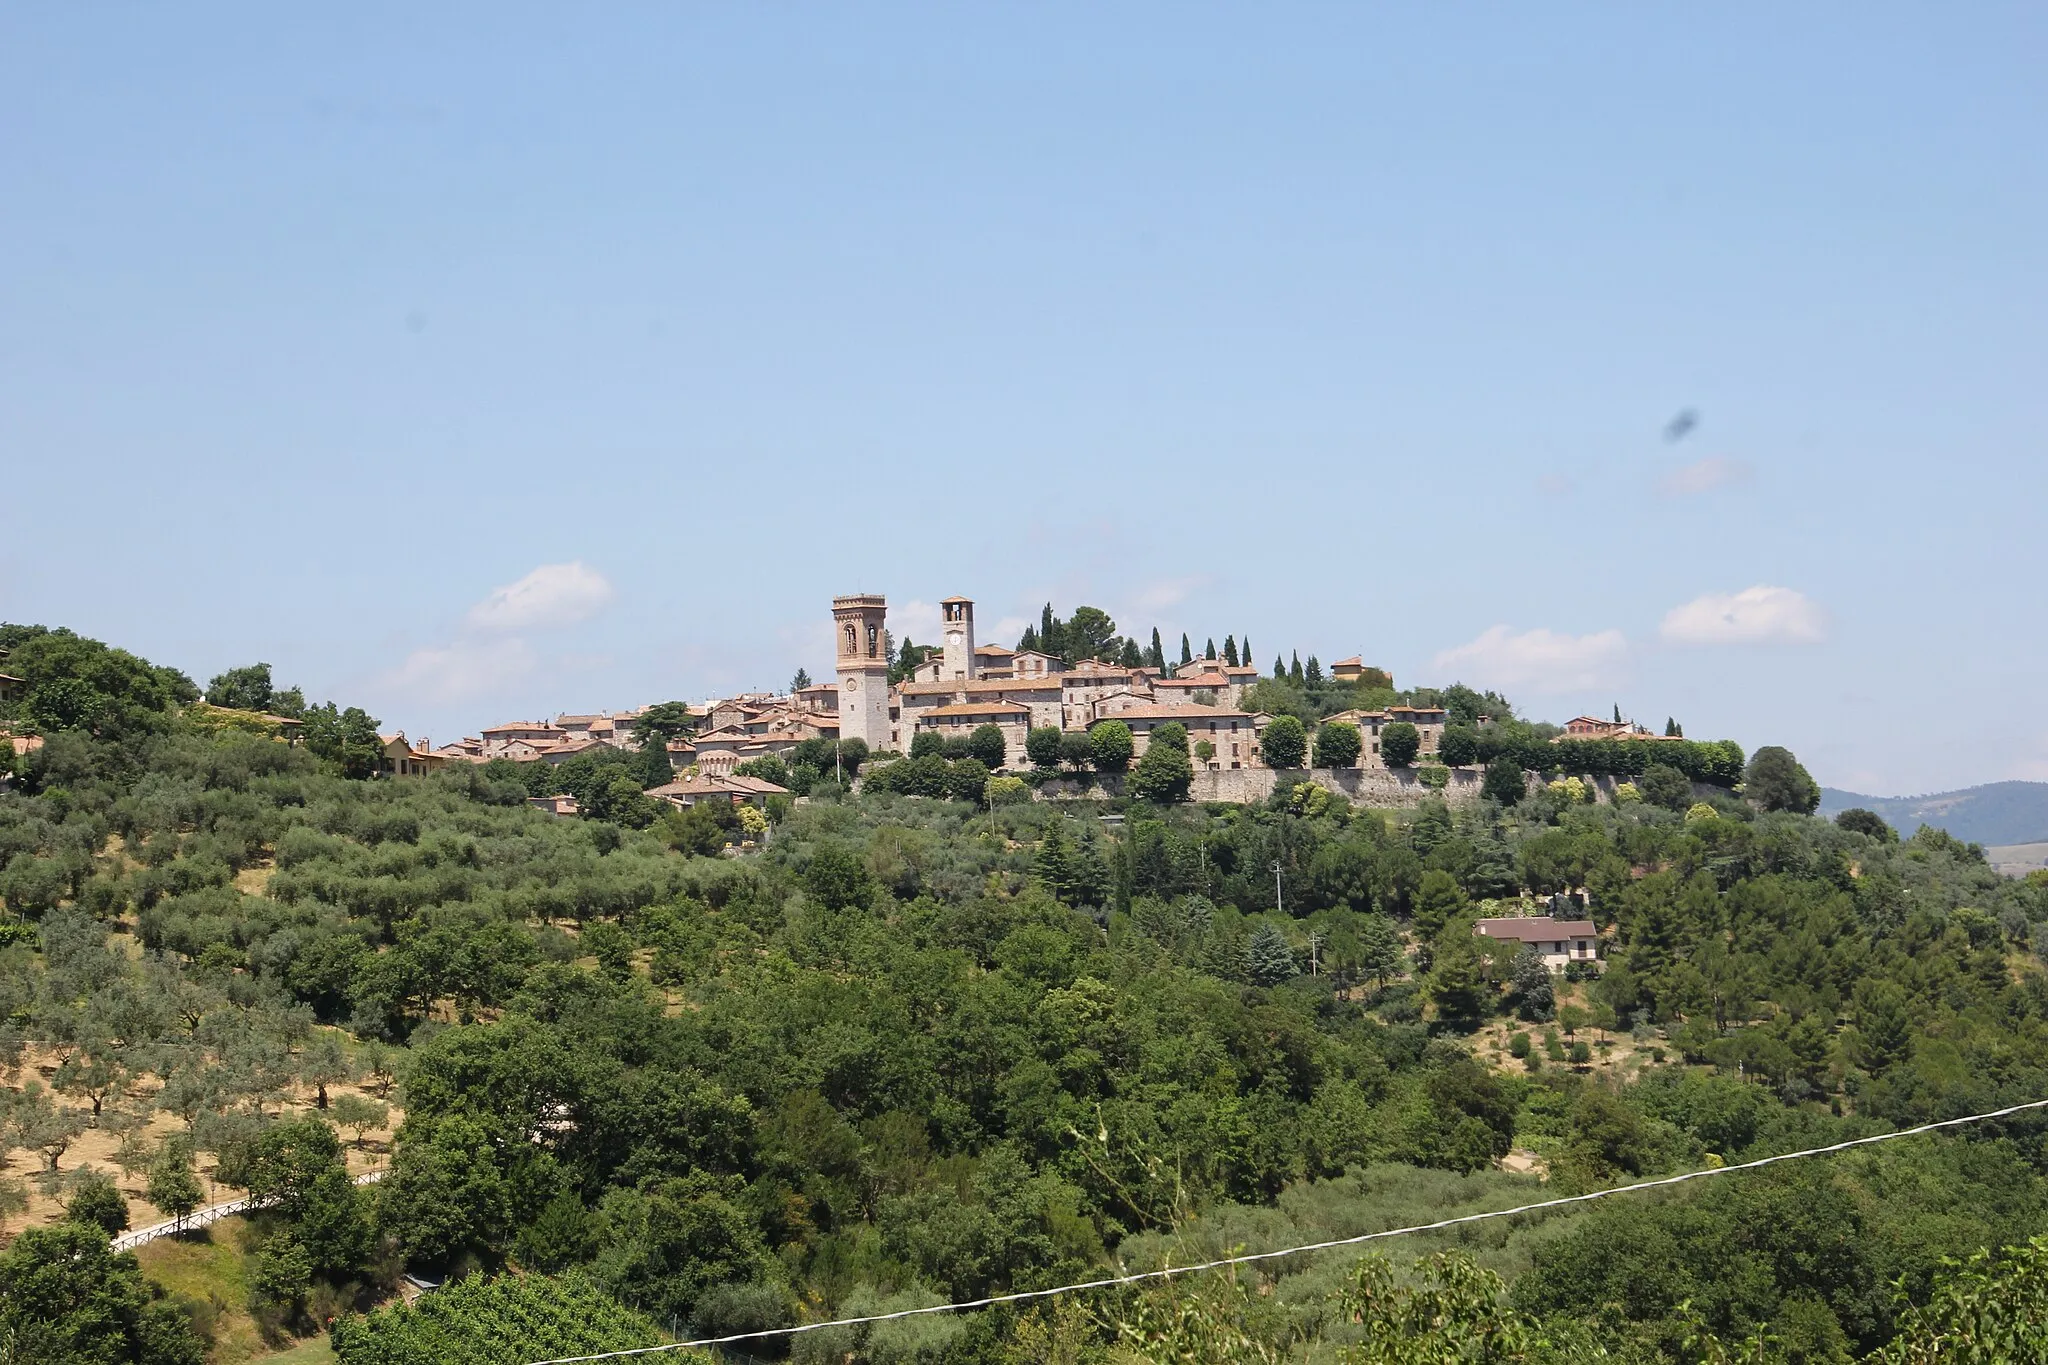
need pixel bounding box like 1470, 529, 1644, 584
910, 700, 1035, 768
1095, 703, 1264, 769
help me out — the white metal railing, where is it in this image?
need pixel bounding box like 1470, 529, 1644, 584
110, 1167, 388, 1252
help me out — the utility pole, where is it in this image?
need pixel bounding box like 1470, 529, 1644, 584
1271, 859, 1284, 916
1307, 930, 1324, 976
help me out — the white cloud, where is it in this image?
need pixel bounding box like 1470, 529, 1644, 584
1661, 585, 1826, 645
380, 637, 537, 705
1536, 474, 1575, 497
892, 600, 945, 648
1131, 576, 1210, 613
1432, 625, 1629, 694
1659, 455, 1753, 497
465, 562, 615, 633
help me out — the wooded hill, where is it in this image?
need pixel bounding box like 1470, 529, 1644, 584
6, 624, 2048, 1363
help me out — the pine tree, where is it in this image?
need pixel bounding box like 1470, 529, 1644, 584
1665, 717, 1682, 737
1179, 634, 1193, 666
1245, 924, 1298, 986
1305, 655, 1323, 685
790, 667, 811, 691
1273, 654, 1286, 679
1148, 628, 1166, 670
1223, 635, 1238, 667
1019, 624, 1039, 652
1290, 652, 1305, 684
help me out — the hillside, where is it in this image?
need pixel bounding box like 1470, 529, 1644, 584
1819, 779, 2048, 847
11, 624, 2048, 1362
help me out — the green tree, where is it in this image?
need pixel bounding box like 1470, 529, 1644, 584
804, 843, 873, 911
965, 723, 1009, 770
377, 1116, 509, 1266
329, 1094, 388, 1150
1180, 634, 1194, 667
1128, 728, 1194, 804
1058, 730, 1095, 771
1411, 869, 1469, 939
1314, 721, 1362, 769
1357, 913, 1403, 986
1428, 931, 1490, 1029
1744, 745, 1820, 814
632, 701, 698, 748
1245, 923, 1297, 985
147, 1148, 203, 1232
1341, 1251, 1546, 1365
1066, 607, 1119, 661
1089, 720, 1134, 773
1223, 635, 1238, 666
66, 1170, 131, 1234
205, 662, 278, 712
1026, 726, 1064, 768
0, 1220, 205, 1365
910, 730, 946, 760
790, 667, 811, 691
1379, 722, 1420, 768
295, 1165, 371, 1277
1480, 756, 1525, 806
1437, 725, 1478, 767
301, 703, 383, 779
1640, 762, 1693, 811
1148, 628, 1166, 670
1261, 715, 1307, 770
1836, 808, 1896, 842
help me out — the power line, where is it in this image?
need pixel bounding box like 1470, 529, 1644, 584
526, 1095, 2048, 1365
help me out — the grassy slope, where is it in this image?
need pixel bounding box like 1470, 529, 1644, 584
135, 1216, 339, 1365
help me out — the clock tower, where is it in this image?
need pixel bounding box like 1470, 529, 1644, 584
833, 593, 891, 751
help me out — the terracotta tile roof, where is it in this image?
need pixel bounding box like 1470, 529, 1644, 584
648, 773, 789, 798
1099, 704, 1251, 722
1331, 656, 1363, 668
899, 678, 1059, 697
1157, 673, 1230, 688
940, 595, 973, 605
919, 701, 1034, 717
974, 644, 1014, 656
1474, 917, 1598, 939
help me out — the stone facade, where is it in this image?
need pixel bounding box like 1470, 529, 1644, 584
940, 597, 976, 682
833, 594, 892, 752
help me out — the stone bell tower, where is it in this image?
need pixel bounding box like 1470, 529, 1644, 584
940, 596, 976, 681
833, 594, 891, 750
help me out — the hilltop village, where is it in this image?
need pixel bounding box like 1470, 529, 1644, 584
418, 592, 1452, 777
388, 591, 1715, 820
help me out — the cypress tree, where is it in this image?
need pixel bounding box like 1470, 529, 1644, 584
1273, 654, 1286, 678
1223, 635, 1238, 667
1290, 652, 1305, 684
1204, 638, 1216, 661
1306, 655, 1323, 684
1148, 628, 1166, 670
1179, 634, 1193, 666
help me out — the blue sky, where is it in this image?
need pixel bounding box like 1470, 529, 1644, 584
4, 5, 2043, 796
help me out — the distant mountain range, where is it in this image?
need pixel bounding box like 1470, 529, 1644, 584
1819, 781, 2048, 848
